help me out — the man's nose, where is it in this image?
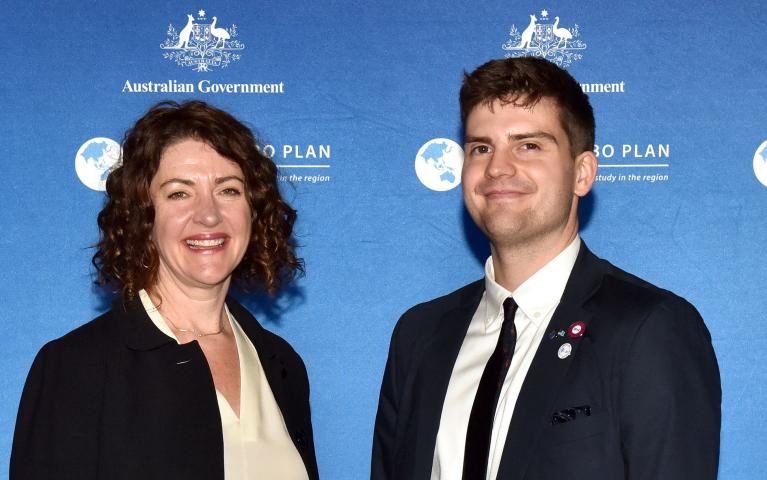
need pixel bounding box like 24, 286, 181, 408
485, 147, 517, 178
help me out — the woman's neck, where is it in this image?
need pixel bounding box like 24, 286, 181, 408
149, 272, 231, 334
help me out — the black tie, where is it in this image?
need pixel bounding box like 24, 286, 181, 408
463, 297, 518, 480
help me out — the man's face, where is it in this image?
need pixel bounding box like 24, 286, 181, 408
462, 97, 595, 250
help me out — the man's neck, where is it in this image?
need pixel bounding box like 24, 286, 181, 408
490, 229, 579, 292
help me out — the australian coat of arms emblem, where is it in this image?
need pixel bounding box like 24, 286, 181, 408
502, 10, 586, 67
160, 10, 245, 71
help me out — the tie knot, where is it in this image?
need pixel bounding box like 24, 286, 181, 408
502, 297, 518, 320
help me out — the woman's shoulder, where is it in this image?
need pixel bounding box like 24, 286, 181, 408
33, 310, 113, 361
18, 312, 116, 416
11, 308, 134, 478
37, 304, 137, 363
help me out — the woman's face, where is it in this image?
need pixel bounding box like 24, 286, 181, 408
149, 139, 252, 292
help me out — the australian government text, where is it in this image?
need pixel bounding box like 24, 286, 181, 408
122, 80, 285, 94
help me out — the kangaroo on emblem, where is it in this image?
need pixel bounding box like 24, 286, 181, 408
176, 14, 194, 49
518, 15, 537, 49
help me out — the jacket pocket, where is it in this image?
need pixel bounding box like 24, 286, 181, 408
545, 411, 607, 446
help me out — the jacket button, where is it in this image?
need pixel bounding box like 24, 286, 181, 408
294, 430, 307, 448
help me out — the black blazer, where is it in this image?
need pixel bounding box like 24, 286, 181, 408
11, 297, 319, 480
372, 244, 720, 480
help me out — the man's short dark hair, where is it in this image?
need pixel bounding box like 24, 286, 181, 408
460, 57, 595, 155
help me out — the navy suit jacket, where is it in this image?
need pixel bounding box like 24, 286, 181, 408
11, 297, 319, 480
372, 244, 720, 480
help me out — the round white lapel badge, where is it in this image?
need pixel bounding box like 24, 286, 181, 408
557, 342, 572, 359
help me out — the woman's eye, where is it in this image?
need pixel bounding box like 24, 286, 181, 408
168, 191, 188, 200
221, 187, 242, 196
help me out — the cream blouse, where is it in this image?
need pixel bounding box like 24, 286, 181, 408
139, 290, 309, 480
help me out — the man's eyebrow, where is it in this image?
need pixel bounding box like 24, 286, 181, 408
464, 132, 559, 145
507, 131, 559, 145
464, 135, 493, 144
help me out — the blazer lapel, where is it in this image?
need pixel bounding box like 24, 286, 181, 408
117, 298, 177, 351
496, 245, 605, 480
409, 281, 484, 479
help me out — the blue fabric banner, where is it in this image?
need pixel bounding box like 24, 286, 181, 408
1, 1, 765, 477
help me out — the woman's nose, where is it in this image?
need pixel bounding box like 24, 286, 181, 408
193, 194, 222, 226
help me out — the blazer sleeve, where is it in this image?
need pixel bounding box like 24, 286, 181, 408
618, 297, 721, 479
371, 318, 404, 480
10, 339, 104, 480
285, 346, 320, 480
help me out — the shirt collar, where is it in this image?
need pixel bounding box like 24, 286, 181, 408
482, 236, 581, 328
138, 288, 234, 344
139, 289, 177, 341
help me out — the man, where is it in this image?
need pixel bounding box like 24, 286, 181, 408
371, 57, 720, 480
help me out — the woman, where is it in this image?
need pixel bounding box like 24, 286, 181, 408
11, 101, 319, 480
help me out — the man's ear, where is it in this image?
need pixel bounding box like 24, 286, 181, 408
573, 150, 597, 197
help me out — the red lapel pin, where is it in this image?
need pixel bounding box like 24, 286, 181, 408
567, 321, 586, 338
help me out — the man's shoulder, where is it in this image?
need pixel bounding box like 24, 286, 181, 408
394, 279, 484, 336
586, 253, 701, 328
405, 279, 483, 314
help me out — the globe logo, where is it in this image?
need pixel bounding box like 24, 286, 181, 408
414, 138, 464, 191
754, 140, 767, 188
75, 137, 121, 191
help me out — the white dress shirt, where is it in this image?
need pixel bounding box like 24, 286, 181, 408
139, 290, 309, 480
430, 237, 581, 480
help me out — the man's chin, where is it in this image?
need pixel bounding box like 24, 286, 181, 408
483, 223, 529, 248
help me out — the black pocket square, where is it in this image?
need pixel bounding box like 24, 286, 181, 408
551, 405, 591, 424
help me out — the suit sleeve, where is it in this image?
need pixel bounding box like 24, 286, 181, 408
619, 298, 721, 479
10, 341, 103, 480
371, 319, 404, 480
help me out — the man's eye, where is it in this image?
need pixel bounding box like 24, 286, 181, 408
472, 145, 491, 154
168, 191, 188, 200
521, 143, 539, 150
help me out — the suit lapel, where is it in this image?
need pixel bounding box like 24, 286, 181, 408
410, 281, 484, 479
496, 245, 605, 480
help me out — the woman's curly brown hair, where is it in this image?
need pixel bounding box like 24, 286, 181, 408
93, 100, 303, 300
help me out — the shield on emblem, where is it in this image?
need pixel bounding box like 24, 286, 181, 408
192, 24, 212, 44
535, 24, 553, 44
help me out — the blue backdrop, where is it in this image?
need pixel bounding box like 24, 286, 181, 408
2, 1, 766, 478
